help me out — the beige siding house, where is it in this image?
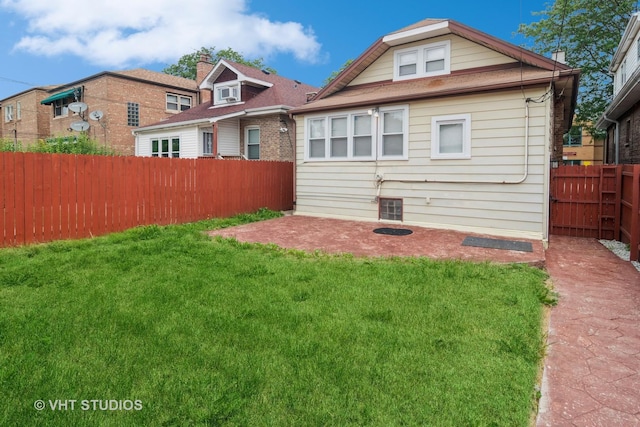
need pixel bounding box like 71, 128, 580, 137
290, 19, 579, 241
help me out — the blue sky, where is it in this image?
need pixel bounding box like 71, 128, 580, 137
0, 0, 551, 100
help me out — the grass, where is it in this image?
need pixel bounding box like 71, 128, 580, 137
0, 209, 553, 426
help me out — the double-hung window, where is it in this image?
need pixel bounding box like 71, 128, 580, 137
330, 117, 348, 157
246, 127, 260, 159
425, 45, 446, 73
152, 137, 180, 158
305, 106, 407, 161
381, 109, 405, 157
4, 104, 14, 122
308, 118, 327, 159
431, 114, 471, 159
394, 40, 451, 81
398, 51, 418, 77
353, 114, 372, 157
166, 94, 191, 112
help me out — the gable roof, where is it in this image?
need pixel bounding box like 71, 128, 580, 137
290, 18, 579, 130
135, 60, 318, 132
313, 18, 576, 101
199, 60, 274, 89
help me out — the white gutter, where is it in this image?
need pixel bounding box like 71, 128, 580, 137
132, 118, 211, 134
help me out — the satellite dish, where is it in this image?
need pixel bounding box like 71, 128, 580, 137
68, 102, 88, 113
89, 110, 104, 121
70, 121, 90, 131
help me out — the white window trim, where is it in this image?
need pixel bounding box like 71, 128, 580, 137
245, 126, 260, 160
166, 93, 192, 112
4, 104, 14, 122
378, 106, 409, 160
394, 40, 451, 81
202, 129, 213, 156
431, 113, 472, 160
304, 105, 408, 162
151, 136, 181, 158
214, 82, 241, 105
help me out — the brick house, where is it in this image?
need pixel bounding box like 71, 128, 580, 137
133, 59, 319, 160
0, 86, 56, 147
1, 70, 198, 155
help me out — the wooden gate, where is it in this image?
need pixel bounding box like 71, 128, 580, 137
549, 165, 620, 240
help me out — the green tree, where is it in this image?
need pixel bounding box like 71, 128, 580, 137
162, 47, 276, 80
323, 59, 354, 87
519, 0, 636, 134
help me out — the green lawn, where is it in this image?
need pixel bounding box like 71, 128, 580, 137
0, 210, 552, 426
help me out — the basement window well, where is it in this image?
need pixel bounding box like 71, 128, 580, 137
379, 198, 403, 221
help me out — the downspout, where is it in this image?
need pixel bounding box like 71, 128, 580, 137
381, 98, 531, 185
290, 116, 297, 208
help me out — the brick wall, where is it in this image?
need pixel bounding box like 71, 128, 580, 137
44, 75, 198, 156
552, 94, 565, 163
2, 73, 197, 155
603, 103, 640, 164
239, 114, 294, 161
0, 89, 51, 148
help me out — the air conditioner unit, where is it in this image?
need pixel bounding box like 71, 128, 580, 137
224, 96, 237, 102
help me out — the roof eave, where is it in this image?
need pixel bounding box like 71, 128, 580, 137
291, 78, 564, 116
313, 18, 570, 102
134, 117, 211, 133
597, 67, 640, 128
610, 12, 640, 72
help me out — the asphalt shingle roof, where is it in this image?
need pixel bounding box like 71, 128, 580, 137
139, 60, 318, 129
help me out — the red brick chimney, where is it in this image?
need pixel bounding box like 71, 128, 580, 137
197, 54, 214, 105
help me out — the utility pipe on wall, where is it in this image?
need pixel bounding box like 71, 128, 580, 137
379, 98, 532, 186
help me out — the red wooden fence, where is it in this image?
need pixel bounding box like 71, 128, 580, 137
620, 165, 640, 261
550, 164, 640, 261
0, 153, 293, 247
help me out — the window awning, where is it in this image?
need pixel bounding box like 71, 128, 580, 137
40, 88, 77, 105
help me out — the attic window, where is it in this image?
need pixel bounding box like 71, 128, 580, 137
214, 82, 240, 105
394, 40, 450, 81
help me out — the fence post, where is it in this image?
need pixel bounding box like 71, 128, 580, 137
614, 166, 622, 242
631, 165, 640, 262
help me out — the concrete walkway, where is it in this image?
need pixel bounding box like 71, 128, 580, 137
537, 235, 640, 426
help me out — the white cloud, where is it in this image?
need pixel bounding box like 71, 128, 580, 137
1, 0, 322, 68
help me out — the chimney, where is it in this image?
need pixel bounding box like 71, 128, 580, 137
552, 50, 566, 64
196, 54, 215, 105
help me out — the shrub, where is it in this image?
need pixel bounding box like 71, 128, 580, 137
28, 134, 117, 155
0, 138, 22, 152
